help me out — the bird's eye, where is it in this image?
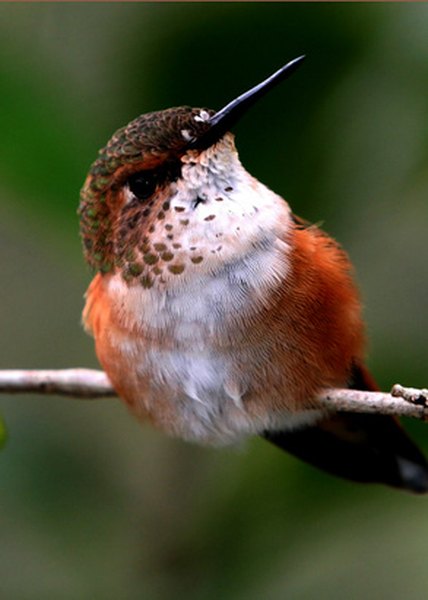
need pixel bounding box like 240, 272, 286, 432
128, 171, 157, 200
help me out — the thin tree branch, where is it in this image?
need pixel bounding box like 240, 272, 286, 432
0, 369, 116, 399
0, 368, 427, 420
321, 386, 428, 420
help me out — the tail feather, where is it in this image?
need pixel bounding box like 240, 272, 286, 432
263, 364, 428, 493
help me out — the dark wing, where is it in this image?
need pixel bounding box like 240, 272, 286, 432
262, 363, 428, 493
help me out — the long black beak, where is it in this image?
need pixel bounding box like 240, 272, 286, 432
191, 55, 306, 150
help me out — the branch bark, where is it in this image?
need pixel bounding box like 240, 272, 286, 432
0, 368, 427, 420
0, 369, 116, 399
320, 385, 428, 420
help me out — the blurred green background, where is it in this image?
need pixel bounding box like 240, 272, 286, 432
1, 3, 428, 599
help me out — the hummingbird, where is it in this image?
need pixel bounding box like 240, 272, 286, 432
79, 57, 428, 493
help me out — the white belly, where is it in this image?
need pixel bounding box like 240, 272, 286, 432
105, 239, 322, 444
137, 344, 322, 444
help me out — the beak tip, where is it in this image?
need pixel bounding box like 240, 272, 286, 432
279, 54, 306, 76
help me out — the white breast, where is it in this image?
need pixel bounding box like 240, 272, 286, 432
106, 237, 321, 444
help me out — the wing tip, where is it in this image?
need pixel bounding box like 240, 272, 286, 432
396, 456, 428, 494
